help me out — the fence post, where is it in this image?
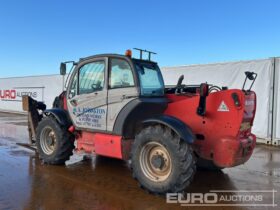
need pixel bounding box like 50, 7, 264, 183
272, 57, 280, 146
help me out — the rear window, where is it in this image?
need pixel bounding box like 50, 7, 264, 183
134, 62, 165, 96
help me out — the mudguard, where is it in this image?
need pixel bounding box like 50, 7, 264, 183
143, 115, 195, 144
44, 108, 72, 127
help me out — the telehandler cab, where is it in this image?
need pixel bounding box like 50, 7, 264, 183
23, 49, 257, 194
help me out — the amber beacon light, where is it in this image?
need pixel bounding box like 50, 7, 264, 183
125, 49, 132, 57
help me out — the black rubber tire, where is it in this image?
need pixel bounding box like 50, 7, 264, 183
131, 125, 196, 194
197, 157, 224, 171
36, 117, 75, 165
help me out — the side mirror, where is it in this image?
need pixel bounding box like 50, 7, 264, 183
242, 71, 257, 91
60, 63, 66, 75
245, 71, 257, 81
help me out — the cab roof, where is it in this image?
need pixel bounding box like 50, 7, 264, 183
79, 53, 157, 64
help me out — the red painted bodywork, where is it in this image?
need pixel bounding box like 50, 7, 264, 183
165, 89, 256, 167
76, 131, 123, 159
63, 88, 256, 167
63, 92, 68, 110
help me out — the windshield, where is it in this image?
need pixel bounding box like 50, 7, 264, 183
134, 61, 165, 96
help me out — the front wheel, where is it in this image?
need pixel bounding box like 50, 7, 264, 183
131, 125, 196, 194
36, 117, 75, 165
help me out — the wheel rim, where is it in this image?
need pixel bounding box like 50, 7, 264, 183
139, 141, 172, 182
40, 126, 57, 155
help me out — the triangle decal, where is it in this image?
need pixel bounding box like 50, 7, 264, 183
217, 101, 229, 112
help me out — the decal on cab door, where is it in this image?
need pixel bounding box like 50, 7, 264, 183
73, 107, 106, 128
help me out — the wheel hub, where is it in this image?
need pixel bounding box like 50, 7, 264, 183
46, 132, 55, 146
151, 154, 165, 169
139, 141, 172, 182
40, 127, 57, 155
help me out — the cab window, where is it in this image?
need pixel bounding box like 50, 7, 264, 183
109, 58, 135, 88
78, 61, 105, 94
135, 61, 165, 96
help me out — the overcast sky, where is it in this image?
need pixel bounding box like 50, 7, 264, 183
0, 0, 280, 77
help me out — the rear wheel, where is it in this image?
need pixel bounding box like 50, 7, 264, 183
131, 125, 196, 194
36, 117, 75, 165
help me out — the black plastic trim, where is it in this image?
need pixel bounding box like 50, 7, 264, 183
44, 108, 72, 127
113, 97, 168, 138
143, 115, 195, 144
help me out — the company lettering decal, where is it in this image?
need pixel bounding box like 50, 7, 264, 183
0, 90, 16, 99
73, 107, 106, 128
0, 87, 44, 102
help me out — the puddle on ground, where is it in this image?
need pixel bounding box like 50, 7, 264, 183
0, 113, 279, 210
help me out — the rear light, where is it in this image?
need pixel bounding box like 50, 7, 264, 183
240, 122, 251, 131
245, 100, 255, 106
244, 92, 256, 125
239, 92, 256, 136
68, 125, 75, 133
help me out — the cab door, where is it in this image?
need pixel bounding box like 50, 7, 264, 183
106, 57, 139, 131
67, 57, 108, 131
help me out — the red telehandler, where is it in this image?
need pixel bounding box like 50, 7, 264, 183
23, 49, 257, 194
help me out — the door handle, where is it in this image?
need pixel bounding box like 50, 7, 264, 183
121, 95, 126, 100
121, 95, 135, 100
87, 92, 98, 97
70, 99, 78, 106
86, 92, 98, 99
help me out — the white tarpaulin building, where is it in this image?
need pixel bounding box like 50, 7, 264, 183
0, 74, 64, 112
0, 57, 279, 145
